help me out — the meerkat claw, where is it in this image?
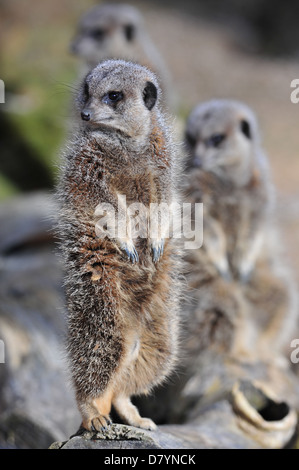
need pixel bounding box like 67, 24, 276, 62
239, 270, 252, 284
120, 242, 139, 264
90, 415, 112, 432
220, 269, 232, 282
151, 239, 164, 263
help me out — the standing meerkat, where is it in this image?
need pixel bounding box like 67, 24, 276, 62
70, 3, 173, 109
183, 99, 297, 360
57, 59, 181, 432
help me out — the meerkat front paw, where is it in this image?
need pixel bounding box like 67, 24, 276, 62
213, 257, 231, 281
119, 240, 139, 264
151, 239, 164, 263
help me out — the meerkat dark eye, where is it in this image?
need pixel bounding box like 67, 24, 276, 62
240, 119, 251, 139
103, 91, 124, 106
108, 91, 123, 102
185, 132, 197, 148
89, 28, 105, 41
143, 81, 157, 111
124, 24, 135, 41
206, 133, 226, 148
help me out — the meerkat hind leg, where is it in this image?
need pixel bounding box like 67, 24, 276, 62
113, 395, 157, 431
81, 387, 113, 432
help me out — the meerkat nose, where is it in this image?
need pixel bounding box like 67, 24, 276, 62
192, 156, 202, 168
81, 110, 91, 121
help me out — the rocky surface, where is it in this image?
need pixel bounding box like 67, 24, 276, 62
49, 408, 262, 450
0, 192, 80, 448
50, 394, 297, 450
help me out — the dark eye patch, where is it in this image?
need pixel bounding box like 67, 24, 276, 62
185, 132, 197, 148
240, 119, 251, 139
206, 133, 226, 148
89, 28, 105, 41
83, 82, 89, 101
124, 24, 135, 41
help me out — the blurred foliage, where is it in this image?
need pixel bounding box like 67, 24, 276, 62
0, 173, 17, 199
0, 0, 94, 199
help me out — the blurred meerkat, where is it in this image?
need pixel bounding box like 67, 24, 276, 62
70, 3, 174, 109
183, 99, 297, 360
57, 59, 181, 432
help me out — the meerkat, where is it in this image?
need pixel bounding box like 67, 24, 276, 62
182, 99, 297, 360
56, 59, 181, 432
70, 3, 173, 109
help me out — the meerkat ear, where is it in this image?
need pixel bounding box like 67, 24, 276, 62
185, 131, 196, 148
240, 119, 251, 139
143, 81, 157, 111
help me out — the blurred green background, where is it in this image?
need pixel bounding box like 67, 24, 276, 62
0, 0, 88, 198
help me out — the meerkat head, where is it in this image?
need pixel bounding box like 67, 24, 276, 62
76, 59, 160, 144
70, 4, 145, 68
185, 100, 263, 186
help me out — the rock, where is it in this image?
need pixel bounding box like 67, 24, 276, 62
50, 393, 296, 450
49, 414, 260, 450
134, 349, 299, 449
50, 424, 174, 449
135, 348, 299, 423
231, 381, 297, 449
0, 192, 80, 448
0, 191, 55, 254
